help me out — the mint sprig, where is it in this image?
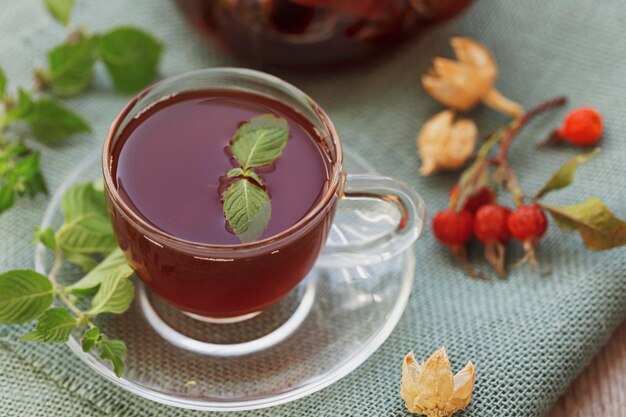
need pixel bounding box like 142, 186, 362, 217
0, 0, 164, 216
0, 181, 134, 377
222, 114, 289, 243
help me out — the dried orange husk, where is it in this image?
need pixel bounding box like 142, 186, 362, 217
401, 347, 475, 417
417, 110, 477, 175
422, 37, 523, 118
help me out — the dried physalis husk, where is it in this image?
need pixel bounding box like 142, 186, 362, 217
422, 37, 523, 118
401, 347, 475, 417
418, 110, 477, 176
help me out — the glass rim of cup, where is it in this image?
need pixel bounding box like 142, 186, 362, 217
102, 67, 344, 255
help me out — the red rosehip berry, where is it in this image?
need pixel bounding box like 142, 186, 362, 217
432, 209, 473, 246
507, 204, 547, 241
449, 185, 494, 213
474, 204, 511, 243
557, 107, 603, 146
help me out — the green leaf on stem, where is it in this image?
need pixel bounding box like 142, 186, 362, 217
87, 268, 134, 315
68, 248, 133, 296
47, 36, 98, 96
0, 270, 53, 324
99, 339, 126, 377
0, 186, 14, 212
226, 168, 244, 178
0, 143, 46, 213
34, 226, 57, 250
0, 66, 7, 98
21, 98, 90, 143
223, 178, 271, 243
98, 27, 163, 94
44, 0, 75, 26
541, 197, 626, 250
81, 326, 101, 352
535, 149, 600, 199
5, 89, 34, 123
19, 307, 76, 342
231, 114, 289, 169
56, 182, 117, 270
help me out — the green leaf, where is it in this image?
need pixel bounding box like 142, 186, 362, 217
60, 182, 108, 220
56, 182, 117, 269
87, 268, 134, 315
98, 27, 163, 94
231, 114, 289, 169
99, 339, 126, 377
226, 168, 244, 177
0, 143, 45, 213
19, 308, 76, 343
541, 197, 626, 250
243, 169, 263, 185
12, 152, 48, 198
5, 89, 34, 123
22, 98, 90, 143
68, 248, 133, 296
0, 270, 53, 324
223, 178, 271, 243
33, 227, 57, 250
47, 37, 98, 96
226, 168, 263, 184
0, 66, 6, 98
535, 149, 600, 199
81, 327, 101, 352
0, 186, 14, 212
44, 0, 75, 26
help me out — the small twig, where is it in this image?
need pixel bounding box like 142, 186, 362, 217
47, 249, 63, 286
48, 248, 87, 321
496, 96, 567, 163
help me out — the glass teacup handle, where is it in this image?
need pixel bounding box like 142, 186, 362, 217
317, 174, 425, 268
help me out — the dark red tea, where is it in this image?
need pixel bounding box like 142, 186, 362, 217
113, 90, 330, 244
107, 90, 336, 318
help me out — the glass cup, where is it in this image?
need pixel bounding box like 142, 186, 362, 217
102, 68, 424, 322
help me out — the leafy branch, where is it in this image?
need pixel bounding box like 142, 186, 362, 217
0, 0, 162, 216
0, 182, 134, 377
222, 114, 289, 243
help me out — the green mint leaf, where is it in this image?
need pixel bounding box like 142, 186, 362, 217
81, 327, 101, 352
68, 248, 133, 296
56, 182, 117, 269
0, 186, 14, 213
11, 152, 48, 198
0, 66, 6, 98
22, 98, 90, 143
227, 168, 264, 185
223, 178, 271, 243
33, 227, 57, 250
19, 307, 76, 343
47, 37, 98, 96
99, 338, 126, 377
541, 197, 626, 250
244, 169, 263, 185
98, 26, 163, 94
44, 0, 75, 26
60, 182, 108, 220
226, 168, 244, 178
231, 114, 289, 169
535, 149, 600, 199
5, 89, 34, 123
0, 270, 53, 324
87, 268, 134, 315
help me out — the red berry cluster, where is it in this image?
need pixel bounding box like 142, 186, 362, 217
432, 186, 548, 278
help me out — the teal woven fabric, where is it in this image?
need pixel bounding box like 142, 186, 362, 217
1, 0, 625, 416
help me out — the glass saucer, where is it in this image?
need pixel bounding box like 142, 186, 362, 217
34, 147, 418, 411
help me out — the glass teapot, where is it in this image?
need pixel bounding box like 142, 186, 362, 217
175, 0, 473, 67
